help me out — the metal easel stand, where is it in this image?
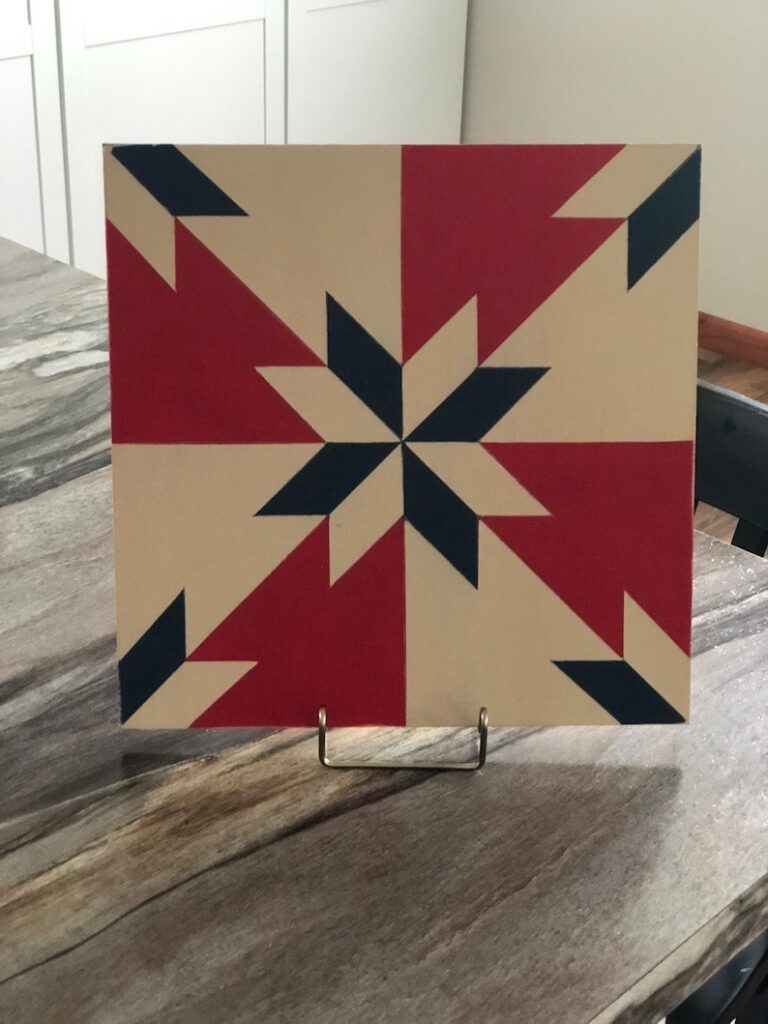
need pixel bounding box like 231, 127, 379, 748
317, 706, 489, 771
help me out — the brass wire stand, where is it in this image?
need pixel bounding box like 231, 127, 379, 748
317, 706, 488, 771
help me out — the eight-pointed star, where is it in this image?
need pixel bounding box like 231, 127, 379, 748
256, 294, 549, 586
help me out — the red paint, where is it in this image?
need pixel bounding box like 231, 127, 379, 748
401, 144, 624, 363
189, 519, 406, 727
107, 221, 322, 443
484, 442, 694, 655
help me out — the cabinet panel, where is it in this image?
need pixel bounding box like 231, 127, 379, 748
0, 57, 44, 252
60, 0, 285, 276
287, 0, 468, 143
0, 0, 68, 260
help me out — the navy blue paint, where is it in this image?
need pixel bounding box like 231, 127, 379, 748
407, 367, 548, 442
111, 145, 247, 217
403, 446, 478, 587
118, 591, 186, 722
627, 147, 701, 289
554, 660, 685, 724
257, 443, 397, 516
327, 294, 402, 436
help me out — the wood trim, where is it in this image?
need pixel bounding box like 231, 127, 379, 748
699, 312, 768, 370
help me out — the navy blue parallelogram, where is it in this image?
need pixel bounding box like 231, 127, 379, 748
407, 367, 548, 442
403, 446, 478, 587
257, 442, 397, 516
118, 591, 186, 722
554, 660, 685, 724
111, 145, 247, 217
327, 294, 402, 437
627, 147, 701, 289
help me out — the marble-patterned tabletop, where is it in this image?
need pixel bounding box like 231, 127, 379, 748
1, 236, 768, 1024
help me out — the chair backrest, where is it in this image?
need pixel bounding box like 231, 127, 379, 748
696, 380, 768, 555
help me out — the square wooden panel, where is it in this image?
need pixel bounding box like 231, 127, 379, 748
106, 143, 699, 728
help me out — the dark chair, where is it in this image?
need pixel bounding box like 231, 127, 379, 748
667, 934, 768, 1024
695, 380, 768, 555
667, 380, 768, 1024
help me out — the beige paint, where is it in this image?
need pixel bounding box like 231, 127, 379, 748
623, 594, 690, 720
329, 447, 403, 584
402, 298, 477, 434
483, 223, 699, 442
112, 445, 322, 657
123, 661, 254, 729
258, 367, 397, 442
405, 522, 617, 726
177, 145, 402, 361
463, 0, 768, 332
103, 148, 175, 286
555, 144, 699, 218
407, 442, 548, 516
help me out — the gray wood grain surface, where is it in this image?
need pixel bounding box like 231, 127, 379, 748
1, 236, 767, 1024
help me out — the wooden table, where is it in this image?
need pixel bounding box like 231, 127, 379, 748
1, 236, 767, 1024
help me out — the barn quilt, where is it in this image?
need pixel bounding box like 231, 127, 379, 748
106, 143, 700, 728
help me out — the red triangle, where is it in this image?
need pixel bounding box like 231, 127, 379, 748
107, 221, 322, 443
189, 519, 406, 727
401, 145, 625, 363
483, 442, 693, 655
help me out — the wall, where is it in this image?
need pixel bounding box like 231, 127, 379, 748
463, 0, 768, 332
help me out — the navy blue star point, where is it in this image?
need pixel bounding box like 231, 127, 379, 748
326, 293, 403, 437
258, 442, 397, 516
406, 366, 548, 441
403, 446, 478, 586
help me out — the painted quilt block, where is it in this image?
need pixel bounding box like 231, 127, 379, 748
106, 143, 700, 729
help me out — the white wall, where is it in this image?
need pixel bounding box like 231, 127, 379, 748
463, 0, 768, 332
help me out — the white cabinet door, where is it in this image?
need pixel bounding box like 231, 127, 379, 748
287, 0, 468, 143
0, 0, 68, 260
59, 0, 286, 276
